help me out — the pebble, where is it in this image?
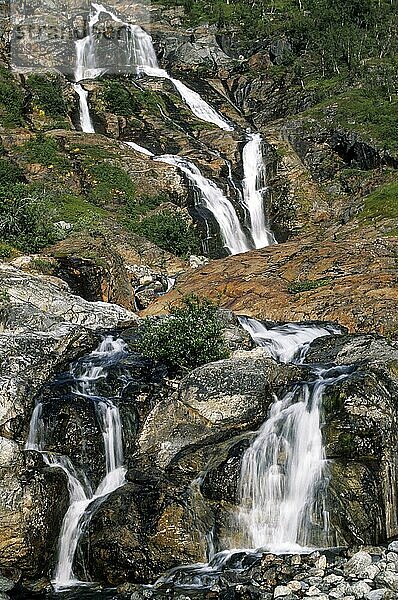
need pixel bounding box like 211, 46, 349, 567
344, 552, 373, 577
274, 585, 293, 598
351, 580, 372, 598
387, 542, 398, 553
0, 579, 13, 593
366, 590, 389, 600
287, 581, 301, 592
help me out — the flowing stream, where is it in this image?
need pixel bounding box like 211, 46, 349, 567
155, 318, 354, 588
242, 133, 276, 249
72, 2, 275, 253
25, 337, 127, 590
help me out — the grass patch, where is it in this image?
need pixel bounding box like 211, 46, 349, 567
86, 162, 136, 206
0, 66, 25, 128
359, 181, 398, 225
27, 73, 68, 118
0, 183, 59, 252
288, 279, 333, 294
16, 134, 71, 170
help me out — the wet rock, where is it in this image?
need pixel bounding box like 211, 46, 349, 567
344, 552, 373, 577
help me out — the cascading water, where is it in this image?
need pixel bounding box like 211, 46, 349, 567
75, 3, 232, 131
156, 154, 251, 255
242, 133, 276, 249
25, 336, 127, 590
73, 83, 95, 133
236, 317, 350, 552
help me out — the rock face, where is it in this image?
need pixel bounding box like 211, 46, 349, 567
78, 330, 398, 586
0, 264, 138, 579
143, 234, 398, 337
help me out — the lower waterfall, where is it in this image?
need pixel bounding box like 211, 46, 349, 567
25, 336, 127, 590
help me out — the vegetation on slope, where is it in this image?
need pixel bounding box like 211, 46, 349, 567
138, 294, 229, 372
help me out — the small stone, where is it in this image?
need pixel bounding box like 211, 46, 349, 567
315, 555, 327, 570
274, 585, 293, 598
54, 220, 73, 230
366, 590, 389, 600
386, 552, 398, 564
324, 574, 344, 585
351, 580, 372, 598
375, 569, 398, 591
386, 562, 396, 571
388, 542, 398, 553
344, 552, 373, 577
307, 586, 322, 596
287, 581, 301, 593
330, 583, 353, 598
365, 564, 381, 580
291, 555, 302, 566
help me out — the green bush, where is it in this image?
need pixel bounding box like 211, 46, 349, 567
131, 210, 201, 257
27, 73, 67, 118
18, 134, 71, 169
138, 294, 229, 372
0, 184, 59, 252
102, 80, 136, 116
0, 66, 25, 127
0, 158, 25, 186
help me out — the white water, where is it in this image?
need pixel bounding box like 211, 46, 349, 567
25, 336, 127, 590
237, 318, 347, 552
76, 3, 232, 131
156, 154, 251, 255
239, 317, 340, 364
73, 83, 95, 133
242, 133, 276, 249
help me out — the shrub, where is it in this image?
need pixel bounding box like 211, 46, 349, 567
0, 184, 59, 252
102, 80, 136, 116
18, 134, 71, 170
0, 158, 25, 186
27, 73, 68, 118
138, 294, 229, 372
131, 210, 201, 257
0, 66, 24, 127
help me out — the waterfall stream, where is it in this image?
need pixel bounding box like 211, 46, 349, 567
242, 134, 276, 249
25, 337, 127, 590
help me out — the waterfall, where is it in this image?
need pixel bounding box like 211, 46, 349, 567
236, 318, 348, 552
238, 317, 341, 364
155, 154, 251, 255
25, 336, 127, 590
76, 3, 232, 131
73, 83, 95, 133
242, 134, 276, 249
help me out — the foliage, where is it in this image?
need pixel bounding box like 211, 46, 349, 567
102, 80, 136, 115
86, 162, 136, 206
17, 134, 71, 169
0, 66, 25, 127
138, 294, 229, 372
288, 279, 332, 294
359, 181, 398, 224
27, 74, 68, 118
101, 79, 167, 116
0, 158, 25, 186
0, 183, 59, 252
131, 209, 201, 257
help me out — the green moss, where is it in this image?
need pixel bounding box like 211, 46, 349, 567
288, 278, 333, 294
27, 73, 68, 118
359, 181, 398, 225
